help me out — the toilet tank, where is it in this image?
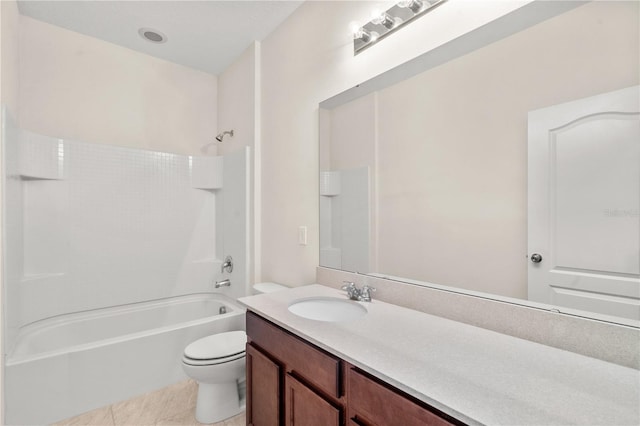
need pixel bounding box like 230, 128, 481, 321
252, 282, 289, 295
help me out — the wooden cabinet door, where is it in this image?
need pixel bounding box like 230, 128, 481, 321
285, 374, 341, 426
247, 343, 281, 426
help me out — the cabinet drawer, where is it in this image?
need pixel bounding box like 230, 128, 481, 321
348, 368, 457, 426
247, 311, 342, 399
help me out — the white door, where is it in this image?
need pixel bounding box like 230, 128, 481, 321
528, 86, 640, 322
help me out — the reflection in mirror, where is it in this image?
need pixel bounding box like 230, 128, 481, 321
319, 1, 639, 325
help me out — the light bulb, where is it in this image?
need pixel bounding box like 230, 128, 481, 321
353, 27, 372, 43
371, 11, 396, 29
398, 0, 423, 13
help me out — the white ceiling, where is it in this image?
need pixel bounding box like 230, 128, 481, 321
17, 0, 303, 75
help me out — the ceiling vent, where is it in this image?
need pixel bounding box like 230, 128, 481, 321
138, 28, 167, 44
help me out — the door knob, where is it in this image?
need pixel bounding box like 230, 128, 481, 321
530, 253, 543, 263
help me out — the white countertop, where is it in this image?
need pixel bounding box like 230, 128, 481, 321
239, 284, 640, 425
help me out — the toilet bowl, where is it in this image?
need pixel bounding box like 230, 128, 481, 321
182, 330, 247, 424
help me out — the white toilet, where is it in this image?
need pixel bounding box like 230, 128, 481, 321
182, 282, 288, 424
182, 330, 247, 423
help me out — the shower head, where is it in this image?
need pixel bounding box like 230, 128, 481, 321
216, 130, 234, 142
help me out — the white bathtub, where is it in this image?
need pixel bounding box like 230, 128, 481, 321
5, 293, 245, 425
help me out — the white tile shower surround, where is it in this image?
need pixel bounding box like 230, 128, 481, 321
53, 380, 246, 426
4, 119, 229, 340
317, 267, 640, 369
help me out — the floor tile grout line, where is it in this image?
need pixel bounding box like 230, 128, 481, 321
109, 405, 116, 426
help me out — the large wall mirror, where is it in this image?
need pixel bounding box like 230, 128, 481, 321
319, 1, 639, 326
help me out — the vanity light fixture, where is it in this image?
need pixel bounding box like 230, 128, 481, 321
353, 0, 446, 54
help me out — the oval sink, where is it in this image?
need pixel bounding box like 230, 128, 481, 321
288, 297, 367, 322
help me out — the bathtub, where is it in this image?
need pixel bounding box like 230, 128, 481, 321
4, 293, 245, 425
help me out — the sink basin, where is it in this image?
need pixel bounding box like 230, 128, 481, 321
288, 297, 367, 322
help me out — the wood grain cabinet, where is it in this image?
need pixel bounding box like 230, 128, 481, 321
347, 368, 456, 426
285, 373, 341, 426
246, 343, 280, 426
246, 311, 464, 426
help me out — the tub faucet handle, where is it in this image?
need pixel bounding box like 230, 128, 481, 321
221, 255, 233, 273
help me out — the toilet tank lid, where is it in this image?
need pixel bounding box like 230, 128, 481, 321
253, 282, 289, 293
184, 330, 246, 360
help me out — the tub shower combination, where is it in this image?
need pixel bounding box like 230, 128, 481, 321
2, 109, 250, 425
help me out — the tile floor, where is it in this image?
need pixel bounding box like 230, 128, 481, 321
53, 380, 245, 426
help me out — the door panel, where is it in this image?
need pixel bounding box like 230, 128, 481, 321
528, 86, 640, 321
246, 343, 280, 426
284, 374, 341, 426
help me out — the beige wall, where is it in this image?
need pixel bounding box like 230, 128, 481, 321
217, 42, 260, 284
0, 0, 20, 422
325, 93, 377, 172
19, 16, 217, 155
1, 1, 18, 117
260, 0, 532, 286
217, 43, 257, 156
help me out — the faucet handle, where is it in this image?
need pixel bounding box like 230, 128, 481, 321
221, 255, 233, 273
360, 285, 376, 302
341, 281, 356, 290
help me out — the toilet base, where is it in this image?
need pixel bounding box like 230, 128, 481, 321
195, 380, 243, 424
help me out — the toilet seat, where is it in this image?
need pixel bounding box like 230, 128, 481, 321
183, 352, 245, 366
183, 331, 246, 366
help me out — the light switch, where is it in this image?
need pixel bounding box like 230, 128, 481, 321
298, 226, 308, 245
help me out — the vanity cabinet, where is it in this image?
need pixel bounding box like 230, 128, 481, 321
246, 311, 462, 426
246, 311, 343, 426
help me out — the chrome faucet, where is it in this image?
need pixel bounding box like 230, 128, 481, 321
342, 281, 360, 300
215, 279, 231, 288
341, 281, 376, 302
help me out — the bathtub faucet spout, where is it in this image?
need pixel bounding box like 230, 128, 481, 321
214, 279, 231, 289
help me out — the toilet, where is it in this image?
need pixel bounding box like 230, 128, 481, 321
182, 331, 246, 423
182, 282, 288, 423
